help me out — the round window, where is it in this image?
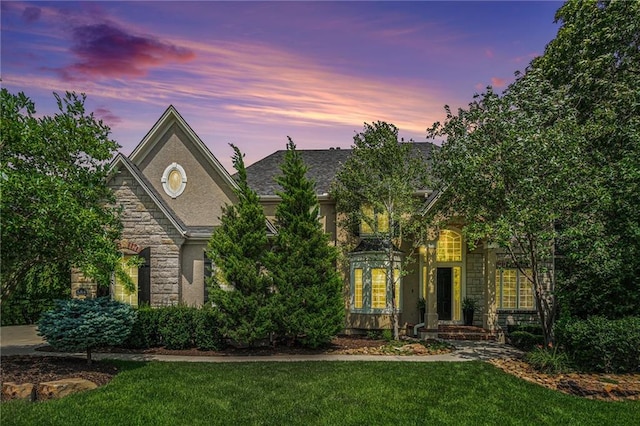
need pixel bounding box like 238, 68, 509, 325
161, 163, 187, 198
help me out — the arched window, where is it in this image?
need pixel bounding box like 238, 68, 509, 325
436, 230, 462, 262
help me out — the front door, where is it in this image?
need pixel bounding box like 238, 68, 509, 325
437, 267, 452, 321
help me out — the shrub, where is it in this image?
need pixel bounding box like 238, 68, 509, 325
381, 329, 393, 342
193, 307, 224, 351
122, 305, 162, 349
509, 331, 544, 352
555, 316, 640, 373
38, 298, 136, 364
526, 347, 572, 374
507, 324, 543, 336
159, 305, 195, 350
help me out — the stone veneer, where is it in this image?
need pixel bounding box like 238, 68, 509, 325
465, 251, 484, 326
110, 168, 184, 306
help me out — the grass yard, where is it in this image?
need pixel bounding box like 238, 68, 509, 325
2, 361, 638, 425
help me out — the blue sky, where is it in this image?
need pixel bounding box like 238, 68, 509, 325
1, 1, 563, 170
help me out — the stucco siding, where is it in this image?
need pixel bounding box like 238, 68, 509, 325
136, 124, 235, 227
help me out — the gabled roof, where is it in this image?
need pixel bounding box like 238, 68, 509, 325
129, 105, 239, 192
244, 142, 437, 197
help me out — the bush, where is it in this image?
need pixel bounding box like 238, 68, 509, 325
193, 307, 224, 351
507, 324, 543, 336
509, 331, 544, 352
158, 305, 195, 350
38, 298, 136, 364
555, 316, 640, 373
526, 347, 572, 374
122, 305, 162, 349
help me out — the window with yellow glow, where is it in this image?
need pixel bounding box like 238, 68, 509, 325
114, 255, 138, 307
437, 230, 462, 262
496, 269, 535, 310
371, 268, 386, 309
519, 270, 534, 309
453, 266, 461, 321
360, 206, 389, 235
354, 269, 363, 309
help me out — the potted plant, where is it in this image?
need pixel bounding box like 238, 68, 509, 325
462, 297, 479, 326
417, 297, 426, 323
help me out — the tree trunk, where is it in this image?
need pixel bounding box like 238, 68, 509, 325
87, 347, 92, 366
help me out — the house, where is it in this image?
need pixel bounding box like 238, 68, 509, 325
91, 106, 539, 336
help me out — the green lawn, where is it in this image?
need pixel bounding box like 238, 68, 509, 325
2, 361, 638, 425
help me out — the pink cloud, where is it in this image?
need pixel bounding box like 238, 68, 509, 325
59, 23, 195, 81
484, 48, 494, 58
491, 77, 507, 88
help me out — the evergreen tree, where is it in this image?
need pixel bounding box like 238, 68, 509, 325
206, 145, 274, 346
270, 138, 344, 347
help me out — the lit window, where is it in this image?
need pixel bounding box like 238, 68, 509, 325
371, 268, 386, 309
354, 269, 363, 309
360, 205, 389, 235
496, 269, 535, 310
350, 262, 402, 313
437, 230, 462, 262
161, 163, 187, 198
114, 255, 138, 307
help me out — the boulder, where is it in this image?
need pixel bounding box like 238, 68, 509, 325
37, 378, 98, 400
2, 382, 36, 401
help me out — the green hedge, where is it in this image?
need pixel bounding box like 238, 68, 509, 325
555, 316, 640, 373
509, 331, 545, 352
123, 305, 224, 351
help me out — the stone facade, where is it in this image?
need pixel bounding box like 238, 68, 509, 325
109, 167, 183, 306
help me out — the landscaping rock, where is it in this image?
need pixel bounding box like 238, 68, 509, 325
2, 382, 36, 401
38, 378, 98, 400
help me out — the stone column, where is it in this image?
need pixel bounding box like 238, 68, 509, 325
483, 243, 498, 331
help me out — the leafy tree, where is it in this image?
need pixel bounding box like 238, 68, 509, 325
270, 138, 344, 348
534, 0, 640, 318
428, 69, 585, 346
38, 297, 137, 365
1, 90, 122, 301
206, 145, 274, 346
331, 122, 431, 340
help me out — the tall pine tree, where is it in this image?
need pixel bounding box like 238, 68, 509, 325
270, 138, 344, 348
206, 145, 274, 346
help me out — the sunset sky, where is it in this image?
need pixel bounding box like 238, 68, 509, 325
2, 1, 563, 171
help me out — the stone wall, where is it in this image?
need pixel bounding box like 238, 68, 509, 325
70, 268, 98, 299
110, 168, 184, 306
465, 251, 484, 326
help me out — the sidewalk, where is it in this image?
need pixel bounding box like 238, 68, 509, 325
1, 325, 522, 362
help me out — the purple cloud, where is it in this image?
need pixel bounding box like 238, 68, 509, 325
22, 6, 41, 23
59, 23, 195, 80
94, 107, 122, 126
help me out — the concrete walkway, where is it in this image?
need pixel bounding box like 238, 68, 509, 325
1, 325, 522, 363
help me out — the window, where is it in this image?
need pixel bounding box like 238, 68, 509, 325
371, 268, 386, 309
437, 230, 462, 262
161, 163, 187, 198
360, 205, 389, 235
350, 263, 401, 313
496, 269, 535, 310
354, 269, 363, 309
114, 255, 138, 307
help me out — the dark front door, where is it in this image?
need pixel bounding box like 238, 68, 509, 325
138, 248, 151, 305
437, 267, 452, 321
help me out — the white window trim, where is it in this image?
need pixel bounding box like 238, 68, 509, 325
161, 163, 187, 198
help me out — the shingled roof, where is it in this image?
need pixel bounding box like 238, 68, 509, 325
244, 143, 437, 197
